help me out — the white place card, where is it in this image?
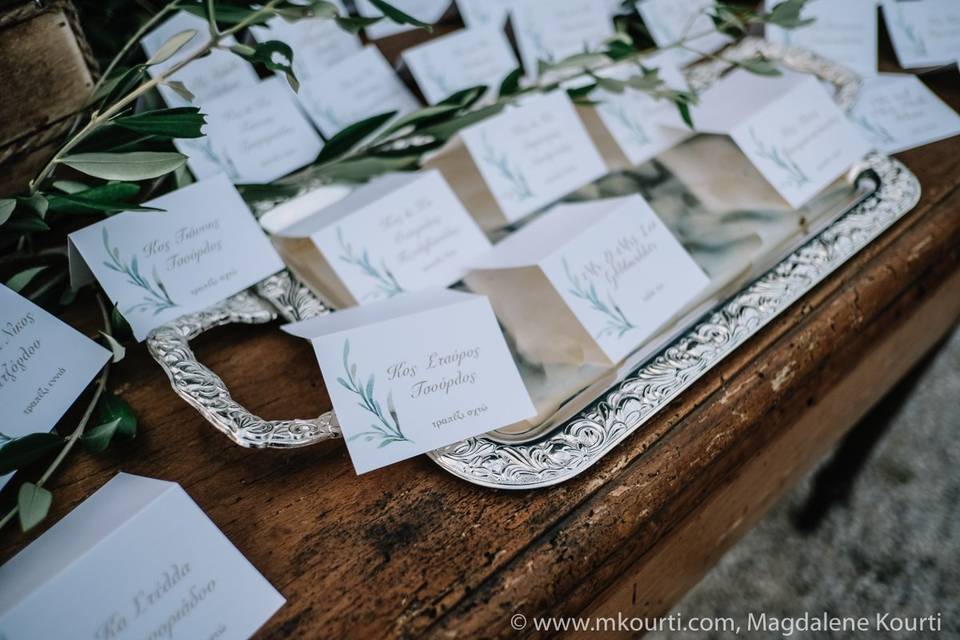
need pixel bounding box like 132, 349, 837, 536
275, 170, 491, 308
0, 473, 284, 639
402, 26, 518, 104
141, 11, 259, 107
456, 0, 514, 27
354, 0, 451, 39
457, 91, 607, 228
882, 0, 960, 69
284, 289, 536, 473
511, 0, 615, 77
465, 195, 708, 365
690, 69, 872, 208
0, 286, 110, 488
637, 0, 732, 67
68, 175, 284, 341
764, 0, 878, 78
849, 73, 960, 153
177, 77, 324, 184
297, 45, 420, 137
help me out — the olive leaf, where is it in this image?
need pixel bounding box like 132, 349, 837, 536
95, 392, 138, 440
764, 0, 815, 29
164, 80, 196, 103
18, 483, 53, 532
0, 199, 15, 225
46, 182, 151, 215
59, 152, 187, 181
316, 111, 397, 163
111, 107, 206, 138
498, 67, 524, 98
274, 0, 339, 20
0, 433, 65, 475
369, 0, 432, 30
98, 331, 127, 363
146, 29, 198, 66
335, 15, 380, 33
737, 56, 782, 76
81, 418, 122, 454
317, 154, 419, 182
182, 3, 272, 26
235, 40, 299, 91
5, 266, 48, 293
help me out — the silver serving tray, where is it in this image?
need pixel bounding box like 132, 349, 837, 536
146, 39, 921, 488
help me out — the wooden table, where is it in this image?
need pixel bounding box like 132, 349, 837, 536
2, 37, 960, 640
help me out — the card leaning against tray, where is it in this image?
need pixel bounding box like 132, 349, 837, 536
424, 91, 607, 231
68, 175, 284, 341
689, 69, 872, 209
274, 170, 490, 308
465, 195, 709, 366
284, 289, 536, 474
0, 473, 285, 639
0, 286, 111, 489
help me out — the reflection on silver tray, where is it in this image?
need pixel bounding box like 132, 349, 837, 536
145, 39, 921, 487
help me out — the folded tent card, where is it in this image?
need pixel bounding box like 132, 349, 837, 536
510, 0, 616, 79
0, 473, 285, 639
0, 286, 111, 489
688, 68, 872, 209
636, 0, 733, 67
274, 170, 491, 308
424, 90, 607, 231
881, 0, 960, 70
465, 194, 709, 366
284, 289, 536, 474
68, 174, 285, 341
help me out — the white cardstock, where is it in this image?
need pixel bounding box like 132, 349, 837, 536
402, 26, 518, 104
637, 0, 732, 67
283, 289, 536, 473
459, 91, 608, 224
0, 473, 285, 639
0, 286, 110, 489
68, 175, 284, 341
177, 77, 324, 184
141, 11, 259, 107
511, 0, 615, 77
882, 0, 960, 69
850, 73, 960, 154
465, 195, 708, 365
764, 0, 878, 78
297, 45, 420, 137
456, 0, 515, 27
354, 0, 451, 39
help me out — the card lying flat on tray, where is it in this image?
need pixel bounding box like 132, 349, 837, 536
274, 170, 491, 308
465, 195, 709, 366
284, 289, 536, 474
68, 175, 284, 341
511, 0, 615, 78
0, 286, 111, 489
690, 69, 872, 209
0, 473, 285, 639
881, 0, 960, 69
637, 0, 732, 67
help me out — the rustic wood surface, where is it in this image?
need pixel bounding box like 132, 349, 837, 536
2, 30, 960, 640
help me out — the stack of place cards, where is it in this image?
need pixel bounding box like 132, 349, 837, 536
297, 45, 420, 137
0, 473, 284, 639
355, 0, 450, 39
424, 91, 607, 231
465, 195, 709, 366
273, 170, 491, 308
141, 12, 258, 107
68, 175, 284, 341
401, 26, 518, 104
284, 289, 535, 474
637, 0, 732, 67
0, 286, 110, 489
881, 0, 960, 69
180, 76, 324, 184
578, 56, 693, 170
511, 0, 615, 78
850, 73, 960, 153
764, 0, 878, 78
689, 69, 872, 209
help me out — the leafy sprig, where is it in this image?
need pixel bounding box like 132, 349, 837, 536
337, 340, 411, 447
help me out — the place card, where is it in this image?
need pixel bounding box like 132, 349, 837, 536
68, 175, 284, 341
579, 56, 693, 169
283, 289, 536, 473
427, 91, 607, 231
274, 170, 491, 308
511, 0, 615, 77
401, 26, 518, 104
0, 286, 110, 489
881, 0, 960, 69
456, 0, 514, 27
764, 0, 878, 78
849, 73, 960, 153
0, 473, 284, 639
354, 0, 451, 39
690, 69, 872, 208
637, 0, 732, 67
177, 77, 324, 184
297, 45, 420, 137
465, 195, 709, 365
141, 11, 259, 108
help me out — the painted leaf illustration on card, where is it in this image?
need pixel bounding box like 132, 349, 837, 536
100, 228, 179, 316
338, 340, 412, 447
749, 127, 810, 188
602, 101, 651, 146
894, 5, 928, 56
850, 113, 895, 146
336, 227, 404, 299
479, 132, 533, 203
563, 258, 636, 339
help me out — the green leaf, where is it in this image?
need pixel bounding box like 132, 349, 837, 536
764, 0, 815, 29
676, 99, 694, 128
95, 392, 138, 440
3, 212, 49, 233
369, 0, 432, 30
317, 111, 397, 163
18, 483, 53, 532
379, 104, 460, 139
737, 56, 782, 76
182, 4, 272, 26
164, 80, 196, 103
498, 68, 524, 98
5, 266, 48, 293
81, 418, 122, 454
0, 199, 15, 225
318, 155, 419, 182
0, 433, 64, 475
98, 65, 148, 108
335, 15, 380, 33
46, 182, 147, 214
237, 40, 299, 91
112, 107, 206, 138
275, 0, 339, 20
18, 194, 49, 218
59, 152, 187, 181
110, 305, 134, 341
51, 180, 90, 194
98, 330, 126, 363
146, 29, 198, 66
417, 102, 506, 141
